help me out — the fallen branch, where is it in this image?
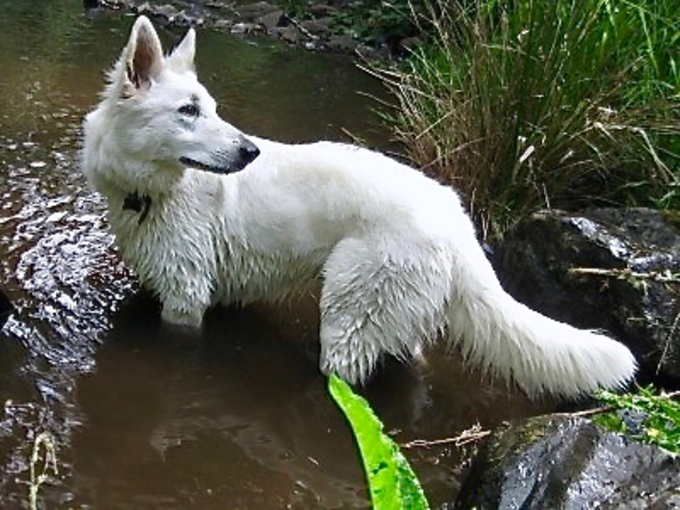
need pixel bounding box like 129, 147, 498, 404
400, 425, 491, 449
401, 391, 680, 449
569, 267, 680, 283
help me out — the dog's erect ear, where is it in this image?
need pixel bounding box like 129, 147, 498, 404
166, 28, 196, 74
121, 16, 164, 96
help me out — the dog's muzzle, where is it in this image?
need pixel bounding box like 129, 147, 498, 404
179, 136, 260, 175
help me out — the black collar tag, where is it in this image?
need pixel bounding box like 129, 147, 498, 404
123, 191, 152, 225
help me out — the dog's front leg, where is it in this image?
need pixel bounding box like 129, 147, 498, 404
155, 274, 212, 328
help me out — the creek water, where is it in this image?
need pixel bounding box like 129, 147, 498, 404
0, 1, 554, 508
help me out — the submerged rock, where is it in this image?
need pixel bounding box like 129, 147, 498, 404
494, 208, 680, 383
455, 414, 680, 509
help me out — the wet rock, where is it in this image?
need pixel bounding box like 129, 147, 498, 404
235, 1, 280, 22
230, 22, 263, 35
299, 19, 329, 37
327, 35, 358, 53
494, 208, 680, 382
84, 0, 132, 9
273, 26, 303, 45
133, 3, 203, 27
135, 3, 180, 25
213, 18, 232, 30
172, 11, 203, 28
455, 414, 680, 509
309, 3, 337, 17
256, 10, 285, 31
204, 0, 230, 8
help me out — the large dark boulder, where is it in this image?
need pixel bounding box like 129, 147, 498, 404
494, 208, 680, 383
455, 414, 680, 509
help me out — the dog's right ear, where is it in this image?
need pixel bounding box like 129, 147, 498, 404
166, 28, 196, 74
118, 16, 164, 98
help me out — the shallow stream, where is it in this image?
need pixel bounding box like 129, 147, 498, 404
0, 2, 552, 507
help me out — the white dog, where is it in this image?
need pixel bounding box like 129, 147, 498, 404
82, 16, 636, 397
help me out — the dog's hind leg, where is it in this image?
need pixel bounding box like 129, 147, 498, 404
318, 237, 448, 384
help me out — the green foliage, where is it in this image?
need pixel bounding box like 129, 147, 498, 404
594, 386, 680, 454
280, 0, 421, 43
328, 374, 430, 509
328, 0, 420, 41
382, 0, 680, 237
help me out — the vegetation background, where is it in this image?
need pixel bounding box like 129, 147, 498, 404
374, 0, 679, 237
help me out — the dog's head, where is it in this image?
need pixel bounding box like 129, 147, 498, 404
93, 16, 259, 181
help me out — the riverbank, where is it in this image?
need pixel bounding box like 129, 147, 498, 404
89, 0, 419, 58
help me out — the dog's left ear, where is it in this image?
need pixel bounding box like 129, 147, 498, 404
166, 29, 196, 74
109, 16, 165, 100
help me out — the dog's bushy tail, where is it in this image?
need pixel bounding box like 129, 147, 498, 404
446, 242, 637, 398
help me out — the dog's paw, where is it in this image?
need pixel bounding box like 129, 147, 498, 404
161, 305, 204, 328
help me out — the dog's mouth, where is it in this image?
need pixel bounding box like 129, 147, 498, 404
180, 140, 260, 175
179, 156, 245, 175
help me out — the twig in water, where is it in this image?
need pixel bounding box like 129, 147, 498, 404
401, 390, 680, 449
400, 424, 491, 449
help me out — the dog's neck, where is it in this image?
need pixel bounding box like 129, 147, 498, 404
123, 190, 152, 225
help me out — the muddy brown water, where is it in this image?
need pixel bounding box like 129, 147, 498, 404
0, 1, 554, 508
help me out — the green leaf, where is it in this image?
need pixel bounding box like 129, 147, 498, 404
595, 385, 680, 454
328, 374, 430, 510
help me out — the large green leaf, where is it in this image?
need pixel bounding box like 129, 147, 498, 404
328, 374, 430, 509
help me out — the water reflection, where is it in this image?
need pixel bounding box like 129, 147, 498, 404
0, 1, 553, 507
73, 298, 367, 508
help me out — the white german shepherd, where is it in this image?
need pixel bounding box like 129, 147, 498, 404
82, 16, 636, 397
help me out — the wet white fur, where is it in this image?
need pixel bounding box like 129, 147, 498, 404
82, 16, 637, 397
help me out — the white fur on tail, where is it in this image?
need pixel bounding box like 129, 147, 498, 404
444, 226, 637, 397
82, 16, 637, 398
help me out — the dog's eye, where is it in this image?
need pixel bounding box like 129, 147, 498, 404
178, 103, 200, 117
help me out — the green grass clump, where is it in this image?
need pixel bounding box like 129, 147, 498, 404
328, 374, 430, 509
382, 0, 680, 237
594, 386, 680, 454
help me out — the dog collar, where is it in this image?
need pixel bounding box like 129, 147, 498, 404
123, 191, 152, 225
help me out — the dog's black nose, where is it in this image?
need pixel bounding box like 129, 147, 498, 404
239, 138, 260, 165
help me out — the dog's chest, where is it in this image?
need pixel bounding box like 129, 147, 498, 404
107, 192, 324, 305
